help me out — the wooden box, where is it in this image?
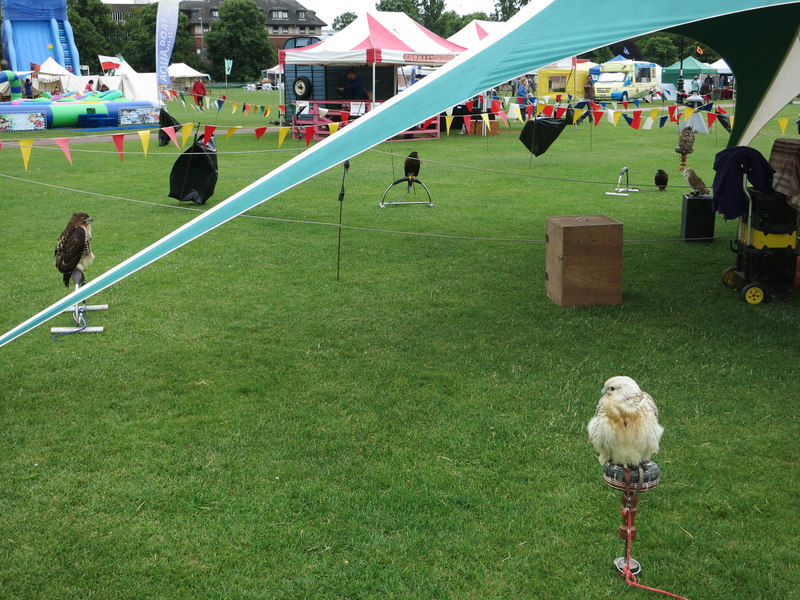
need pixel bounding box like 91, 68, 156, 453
545, 215, 623, 306
469, 119, 499, 135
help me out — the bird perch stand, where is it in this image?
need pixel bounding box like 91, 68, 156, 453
50, 282, 107, 335
380, 177, 433, 208
602, 460, 660, 576
675, 147, 694, 172
605, 167, 639, 196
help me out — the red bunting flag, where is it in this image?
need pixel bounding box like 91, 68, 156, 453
593, 109, 603, 126
526, 104, 535, 119
463, 116, 472, 133
112, 134, 125, 161
498, 110, 508, 127
491, 99, 501, 115
161, 126, 179, 149
244, 103, 251, 116
340, 111, 350, 124
716, 106, 727, 114
622, 101, 628, 110
255, 126, 267, 140
422, 117, 435, 130
668, 104, 679, 122
278, 104, 286, 114
555, 106, 566, 119
541, 104, 554, 117
54, 138, 72, 165
465, 100, 474, 113
555, 94, 562, 103
304, 126, 314, 146
203, 125, 216, 147
631, 109, 642, 129
707, 112, 718, 128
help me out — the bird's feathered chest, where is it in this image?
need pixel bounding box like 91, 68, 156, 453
55, 224, 93, 270
602, 398, 644, 433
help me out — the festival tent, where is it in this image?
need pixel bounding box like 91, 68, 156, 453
447, 19, 505, 48
34, 56, 72, 91
537, 58, 598, 96
710, 58, 733, 75
168, 62, 210, 92
662, 55, 717, 86
589, 54, 628, 77
3, 0, 800, 348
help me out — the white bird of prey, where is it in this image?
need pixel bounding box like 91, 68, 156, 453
588, 376, 664, 467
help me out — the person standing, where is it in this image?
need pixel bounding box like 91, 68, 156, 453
192, 77, 207, 110
338, 68, 369, 100
24, 78, 33, 98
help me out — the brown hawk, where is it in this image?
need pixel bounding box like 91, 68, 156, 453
55, 212, 94, 287
588, 376, 664, 467
404, 151, 420, 190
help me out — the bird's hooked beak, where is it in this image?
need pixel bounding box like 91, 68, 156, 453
84, 217, 93, 223
601, 387, 608, 395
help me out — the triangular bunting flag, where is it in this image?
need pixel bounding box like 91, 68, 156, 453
231, 101, 239, 114
465, 100, 474, 113
278, 104, 285, 115
137, 130, 150, 158
622, 101, 628, 110
716, 106, 727, 114
659, 115, 669, 128
643, 117, 654, 130
612, 111, 622, 126
631, 110, 642, 129
225, 126, 240, 140
340, 111, 350, 124
54, 138, 72, 165
509, 104, 521, 121
526, 104, 535, 120
592, 108, 604, 124
668, 104, 678, 122
606, 110, 615, 125
243, 103, 251, 116
707, 113, 718, 128
112, 134, 125, 161
536, 103, 547, 117
180, 123, 194, 147
622, 114, 633, 127
730, 116, 734, 128
555, 106, 566, 119
650, 108, 660, 120
264, 106, 271, 118
304, 126, 314, 147
278, 126, 290, 148
445, 115, 454, 134
162, 126, 180, 149
18, 139, 33, 171
463, 116, 472, 133
498, 110, 508, 127
684, 107, 695, 120
633, 99, 639, 108
491, 99, 501, 114
555, 94, 562, 103
328, 122, 340, 135
423, 116, 436, 129
203, 125, 216, 147
479, 113, 490, 128
255, 126, 267, 140
700, 103, 714, 112
778, 117, 789, 133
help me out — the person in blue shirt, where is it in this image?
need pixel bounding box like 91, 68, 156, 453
516, 77, 531, 106
338, 68, 369, 100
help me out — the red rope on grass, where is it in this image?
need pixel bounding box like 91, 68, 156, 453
621, 507, 691, 600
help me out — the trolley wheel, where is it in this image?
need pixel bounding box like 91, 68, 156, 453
722, 268, 736, 289
742, 283, 766, 305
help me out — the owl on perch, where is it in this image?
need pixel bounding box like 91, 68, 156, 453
588, 376, 664, 467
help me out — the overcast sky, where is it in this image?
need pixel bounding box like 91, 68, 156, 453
302, 0, 498, 30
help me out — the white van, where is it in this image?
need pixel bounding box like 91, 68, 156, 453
594, 60, 659, 102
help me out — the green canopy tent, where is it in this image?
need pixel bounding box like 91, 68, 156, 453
3, 0, 800, 348
662, 55, 718, 86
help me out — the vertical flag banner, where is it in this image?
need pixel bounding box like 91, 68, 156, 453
156, 0, 180, 97
225, 59, 233, 75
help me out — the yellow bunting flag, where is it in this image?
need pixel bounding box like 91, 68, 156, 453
650, 108, 660, 120
137, 130, 150, 158
572, 110, 581, 124
225, 126, 240, 140
509, 104, 521, 121
264, 106, 271, 118
535, 103, 545, 116
684, 107, 695, 120
180, 123, 194, 147
278, 126, 290, 148
54, 138, 72, 165
231, 101, 239, 115
778, 117, 788, 133
730, 116, 734, 128
445, 115, 454, 134
18, 139, 33, 171
480, 113, 490, 129
612, 111, 622, 126
328, 122, 339, 135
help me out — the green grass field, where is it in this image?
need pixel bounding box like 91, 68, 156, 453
1, 90, 798, 599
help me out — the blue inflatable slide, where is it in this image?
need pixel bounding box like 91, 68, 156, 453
1, 0, 80, 74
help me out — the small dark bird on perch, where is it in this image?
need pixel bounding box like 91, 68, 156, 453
404, 151, 420, 190
654, 169, 669, 191
55, 212, 94, 287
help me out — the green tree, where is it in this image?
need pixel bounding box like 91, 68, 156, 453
637, 34, 677, 67
492, 0, 527, 21
205, 0, 274, 80
332, 12, 358, 30
67, 0, 122, 73
419, 0, 445, 34
376, 0, 420, 21
120, 4, 201, 73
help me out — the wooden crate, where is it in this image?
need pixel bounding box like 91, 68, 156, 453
545, 215, 623, 306
469, 119, 499, 135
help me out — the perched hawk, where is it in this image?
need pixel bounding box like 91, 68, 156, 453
588, 376, 664, 467
55, 212, 94, 287
683, 167, 711, 196
654, 169, 669, 191
404, 151, 420, 190
678, 126, 695, 155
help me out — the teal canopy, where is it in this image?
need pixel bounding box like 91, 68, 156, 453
3, 0, 800, 348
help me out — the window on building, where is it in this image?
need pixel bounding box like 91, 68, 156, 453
298, 10, 306, 20
271, 10, 288, 19
309, 27, 315, 34
299, 26, 305, 33
272, 26, 279, 34
282, 26, 289, 34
